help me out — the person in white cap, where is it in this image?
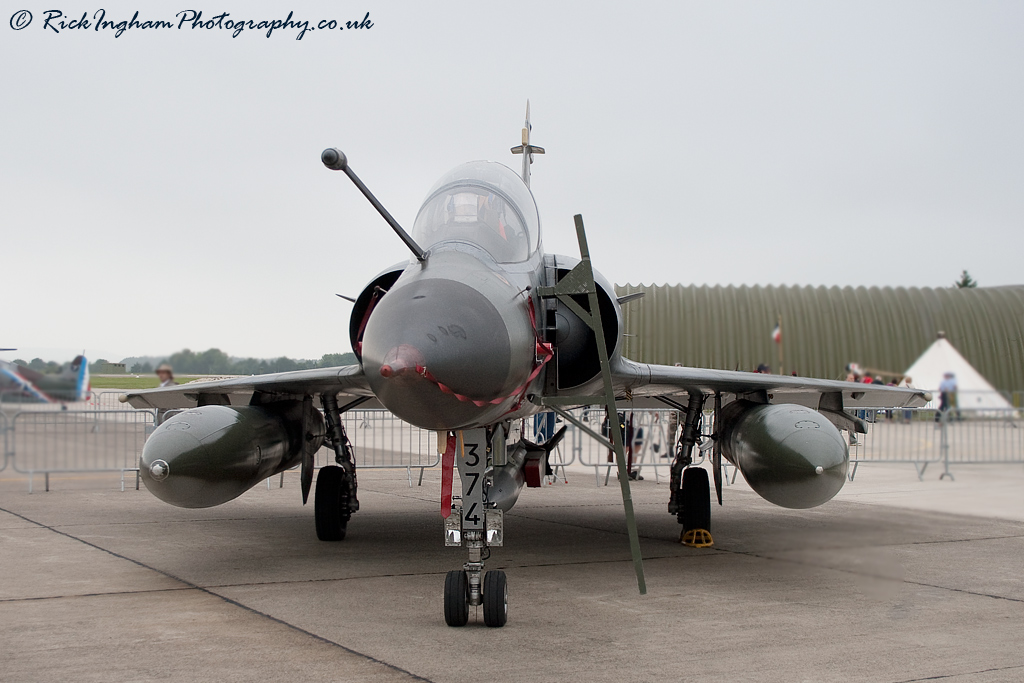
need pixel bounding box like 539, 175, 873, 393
155, 363, 178, 388
153, 363, 178, 424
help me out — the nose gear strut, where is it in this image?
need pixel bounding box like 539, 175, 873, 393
443, 428, 508, 627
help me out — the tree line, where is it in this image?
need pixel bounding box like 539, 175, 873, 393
132, 349, 358, 375
11, 350, 357, 376
10, 358, 64, 374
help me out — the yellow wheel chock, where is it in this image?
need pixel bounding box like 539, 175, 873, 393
680, 529, 714, 548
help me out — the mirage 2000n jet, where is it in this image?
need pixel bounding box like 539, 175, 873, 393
123, 106, 929, 628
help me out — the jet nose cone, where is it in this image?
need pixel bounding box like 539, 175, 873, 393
360, 259, 535, 431
379, 344, 425, 378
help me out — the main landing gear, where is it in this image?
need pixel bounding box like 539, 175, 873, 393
315, 394, 359, 541
668, 393, 714, 546
443, 427, 508, 627
679, 468, 712, 547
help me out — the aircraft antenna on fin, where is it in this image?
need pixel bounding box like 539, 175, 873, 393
510, 100, 545, 187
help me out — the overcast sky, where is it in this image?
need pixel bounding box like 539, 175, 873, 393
3, 1, 1022, 364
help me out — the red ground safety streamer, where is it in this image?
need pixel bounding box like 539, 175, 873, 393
440, 433, 457, 518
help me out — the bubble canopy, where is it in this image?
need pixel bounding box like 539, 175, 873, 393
412, 161, 541, 263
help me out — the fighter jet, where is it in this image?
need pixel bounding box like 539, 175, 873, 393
0, 353, 90, 404
123, 106, 929, 628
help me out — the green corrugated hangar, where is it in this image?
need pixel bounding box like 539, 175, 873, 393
613, 283, 1024, 393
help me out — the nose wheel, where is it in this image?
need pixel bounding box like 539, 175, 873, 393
443, 569, 508, 628
482, 570, 508, 627
443, 570, 469, 627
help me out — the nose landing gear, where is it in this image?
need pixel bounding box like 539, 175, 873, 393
443, 428, 508, 627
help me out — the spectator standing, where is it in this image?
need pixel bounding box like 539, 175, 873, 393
937, 372, 959, 422
155, 363, 177, 388
898, 376, 916, 422
154, 363, 178, 425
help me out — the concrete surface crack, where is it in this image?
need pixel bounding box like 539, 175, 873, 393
0, 586, 195, 603
716, 547, 1024, 604
892, 662, 1024, 682
201, 552, 695, 591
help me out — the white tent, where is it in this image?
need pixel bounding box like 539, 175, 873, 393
903, 336, 1013, 411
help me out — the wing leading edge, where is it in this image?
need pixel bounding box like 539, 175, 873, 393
122, 364, 372, 410
611, 358, 931, 409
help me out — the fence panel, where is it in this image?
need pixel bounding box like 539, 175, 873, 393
849, 408, 1023, 479
0, 411, 8, 472
571, 408, 698, 485
10, 410, 155, 491
565, 406, 1023, 484
849, 412, 944, 473
90, 391, 133, 411
315, 409, 440, 485
943, 411, 1024, 465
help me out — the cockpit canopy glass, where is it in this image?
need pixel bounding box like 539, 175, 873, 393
412, 161, 541, 263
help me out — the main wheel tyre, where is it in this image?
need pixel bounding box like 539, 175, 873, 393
315, 466, 349, 541
444, 570, 469, 627
680, 467, 711, 532
482, 570, 508, 628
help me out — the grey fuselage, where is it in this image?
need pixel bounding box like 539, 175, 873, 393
355, 161, 621, 432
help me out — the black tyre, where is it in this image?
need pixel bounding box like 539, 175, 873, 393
679, 467, 711, 532
444, 570, 469, 627
315, 466, 349, 541
482, 570, 508, 628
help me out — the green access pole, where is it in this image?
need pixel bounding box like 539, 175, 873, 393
538, 214, 646, 595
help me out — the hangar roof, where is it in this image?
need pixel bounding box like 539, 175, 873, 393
614, 283, 1024, 394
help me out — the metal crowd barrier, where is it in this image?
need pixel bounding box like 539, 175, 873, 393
9, 410, 156, 492
568, 408, 706, 485
564, 405, 1023, 485
0, 411, 9, 472
4, 403, 1019, 496
2, 407, 443, 493
90, 390, 131, 411
849, 408, 1023, 480
319, 409, 441, 485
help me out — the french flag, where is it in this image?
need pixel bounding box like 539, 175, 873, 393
771, 323, 781, 344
